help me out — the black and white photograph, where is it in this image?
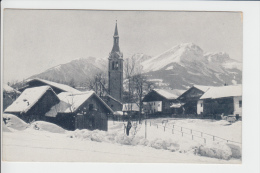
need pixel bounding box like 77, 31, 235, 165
2, 8, 245, 163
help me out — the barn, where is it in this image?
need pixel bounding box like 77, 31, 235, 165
142, 89, 185, 116
19, 78, 80, 94
46, 91, 113, 131
177, 85, 211, 114
4, 86, 60, 123
198, 85, 242, 119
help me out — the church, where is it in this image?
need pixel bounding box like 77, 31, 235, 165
102, 21, 124, 112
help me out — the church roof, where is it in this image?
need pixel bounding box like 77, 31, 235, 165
114, 21, 119, 36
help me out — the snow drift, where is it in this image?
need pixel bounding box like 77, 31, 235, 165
3, 113, 28, 131
29, 121, 66, 134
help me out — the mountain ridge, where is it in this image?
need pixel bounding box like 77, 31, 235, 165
28, 43, 242, 89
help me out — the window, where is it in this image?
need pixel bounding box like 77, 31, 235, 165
111, 104, 114, 108
239, 100, 242, 108
112, 62, 114, 70
201, 103, 203, 107
115, 62, 119, 70
89, 104, 94, 111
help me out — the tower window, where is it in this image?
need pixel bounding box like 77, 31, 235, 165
239, 100, 242, 108
112, 62, 114, 70
115, 62, 119, 70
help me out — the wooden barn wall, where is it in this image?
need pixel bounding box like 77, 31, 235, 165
57, 95, 109, 131
77, 95, 110, 114
203, 97, 234, 115
22, 90, 59, 123
178, 87, 205, 114
52, 113, 76, 130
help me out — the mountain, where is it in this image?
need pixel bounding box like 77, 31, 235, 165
140, 43, 242, 89
28, 43, 242, 90
29, 57, 107, 86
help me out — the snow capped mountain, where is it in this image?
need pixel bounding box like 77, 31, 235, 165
140, 43, 242, 89
142, 43, 205, 72
29, 57, 107, 85
29, 43, 242, 90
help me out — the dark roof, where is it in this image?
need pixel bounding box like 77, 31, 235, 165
114, 21, 119, 36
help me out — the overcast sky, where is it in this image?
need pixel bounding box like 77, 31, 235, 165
3, 10, 242, 83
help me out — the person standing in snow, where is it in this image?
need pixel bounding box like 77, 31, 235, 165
126, 120, 132, 136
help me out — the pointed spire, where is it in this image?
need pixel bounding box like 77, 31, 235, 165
114, 20, 119, 37
111, 20, 120, 52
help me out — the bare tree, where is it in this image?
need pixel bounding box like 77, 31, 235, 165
85, 72, 108, 97
132, 74, 154, 123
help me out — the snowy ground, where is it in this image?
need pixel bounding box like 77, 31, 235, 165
2, 114, 241, 163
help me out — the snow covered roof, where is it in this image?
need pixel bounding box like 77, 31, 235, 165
5, 86, 57, 113
200, 85, 242, 99
27, 78, 80, 94
193, 85, 211, 92
122, 103, 139, 112
56, 91, 113, 113
3, 84, 21, 94
153, 89, 185, 100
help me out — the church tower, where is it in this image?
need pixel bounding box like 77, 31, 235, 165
108, 21, 123, 102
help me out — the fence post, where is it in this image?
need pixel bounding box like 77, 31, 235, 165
172, 129, 174, 134
213, 136, 215, 141
164, 126, 165, 132
157, 124, 158, 129
181, 127, 182, 131
150, 121, 151, 126
191, 129, 192, 134
173, 125, 174, 128
192, 135, 193, 140
201, 132, 203, 137
182, 132, 183, 137
145, 120, 147, 139
204, 138, 206, 144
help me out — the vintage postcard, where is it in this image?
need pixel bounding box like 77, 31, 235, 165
2, 9, 242, 163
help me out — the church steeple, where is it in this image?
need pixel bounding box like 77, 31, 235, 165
112, 21, 120, 52
108, 21, 123, 102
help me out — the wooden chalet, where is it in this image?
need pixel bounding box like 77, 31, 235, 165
142, 89, 185, 116
4, 86, 60, 123
198, 85, 242, 119
177, 85, 211, 114
19, 78, 80, 94
46, 91, 113, 131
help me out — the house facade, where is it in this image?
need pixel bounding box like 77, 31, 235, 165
198, 85, 242, 118
177, 85, 211, 114
142, 89, 184, 115
47, 91, 113, 131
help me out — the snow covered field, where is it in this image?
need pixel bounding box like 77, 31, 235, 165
2, 114, 241, 163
